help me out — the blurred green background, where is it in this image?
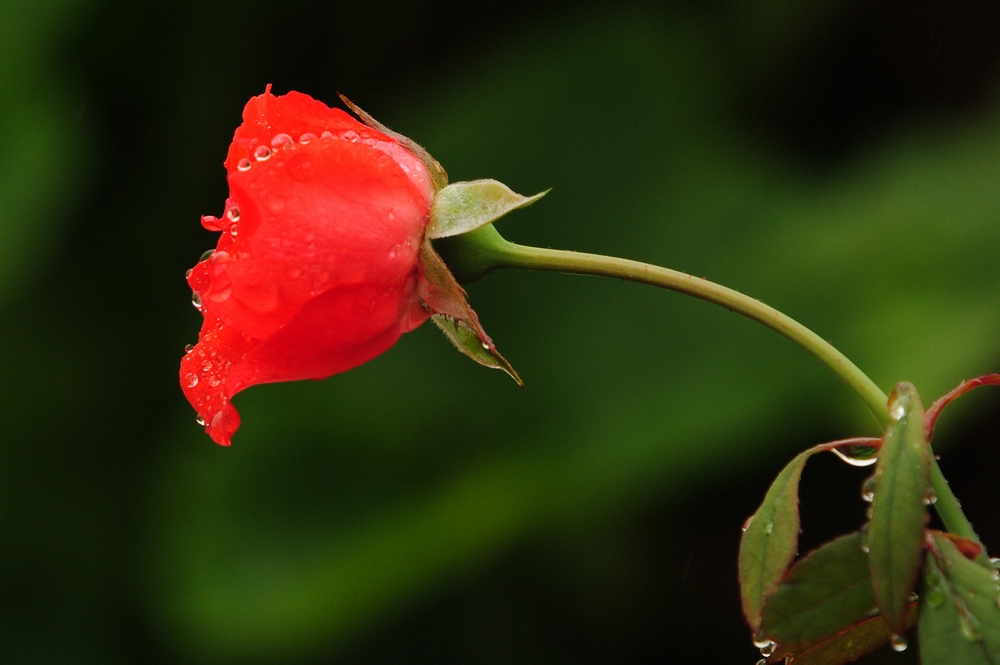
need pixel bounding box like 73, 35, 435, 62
3, 0, 1000, 662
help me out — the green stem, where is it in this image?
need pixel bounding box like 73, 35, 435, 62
438, 227, 980, 545
930, 460, 983, 553
495, 241, 891, 424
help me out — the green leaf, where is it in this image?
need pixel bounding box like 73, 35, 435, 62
418, 240, 522, 386
767, 609, 915, 665
739, 448, 812, 633
867, 381, 932, 635
427, 180, 548, 240
762, 532, 877, 651
918, 533, 1000, 664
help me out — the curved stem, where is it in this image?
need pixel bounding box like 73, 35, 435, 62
467, 235, 979, 546
494, 242, 891, 425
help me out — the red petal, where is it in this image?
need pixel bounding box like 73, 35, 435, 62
180, 314, 255, 446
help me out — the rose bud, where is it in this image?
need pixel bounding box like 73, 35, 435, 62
181, 86, 543, 445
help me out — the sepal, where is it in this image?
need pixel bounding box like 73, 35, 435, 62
427, 180, 548, 239
338, 94, 449, 191
417, 240, 522, 386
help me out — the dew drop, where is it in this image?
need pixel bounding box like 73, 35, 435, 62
755, 660, 766, 665
890, 402, 906, 420
321, 130, 334, 139
196, 415, 207, 426
342, 130, 358, 142
861, 541, 870, 554
201, 214, 224, 231
254, 145, 271, 161
923, 491, 938, 506
185, 268, 193, 278
861, 476, 876, 503
764, 520, 774, 535
759, 641, 776, 657
960, 614, 982, 641
230, 224, 239, 237
890, 634, 907, 652
227, 207, 240, 222
299, 132, 317, 144
926, 588, 946, 608
752, 632, 771, 649
237, 158, 252, 172
271, 133, 294, 150
831, 446, 879, 467
192, 292, 202, 310
363, 137, 377, 146
184, 373, 199, 388
185, 344, 194, 354
481, 342, 491, 350
742, 515, 754, 532
990, 557, 1000, 569
200, 249, 215, 262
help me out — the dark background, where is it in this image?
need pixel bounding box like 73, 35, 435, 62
2, 0, 1000, 662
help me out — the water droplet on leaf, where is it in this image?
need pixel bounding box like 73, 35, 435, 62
861, 476, 876, 502
926, 588, 946, 607
960, 614, 982, 641
831, 445, 879, 467
752, 632, 771, 649
890, 634, 907, 651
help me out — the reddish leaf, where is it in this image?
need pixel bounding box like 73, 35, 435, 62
924, 373, 1000, 440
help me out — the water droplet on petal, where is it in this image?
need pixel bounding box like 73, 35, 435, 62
201, 214, 224, 231
237, 158, 252, 172
271, 133, 294, 150
299, 132, 317, 144
184, 373, 199, 388
227, 207, 240, 222
230, 224, 239, 237
832, 446, 879, 467
321, 130, 334, 139
861, 475, 876, 502
185, 344, 194, 353
342, 130, 358, 142
200, 249, 215, 262
185, 268, 193, 278
192, 292, 202, 310
890, 634, 908, 651
254, 145, 271, 161
363, 137, 377, 146
196, 415, 207, 426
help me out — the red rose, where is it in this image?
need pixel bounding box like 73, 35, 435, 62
181, 86, 436, 445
